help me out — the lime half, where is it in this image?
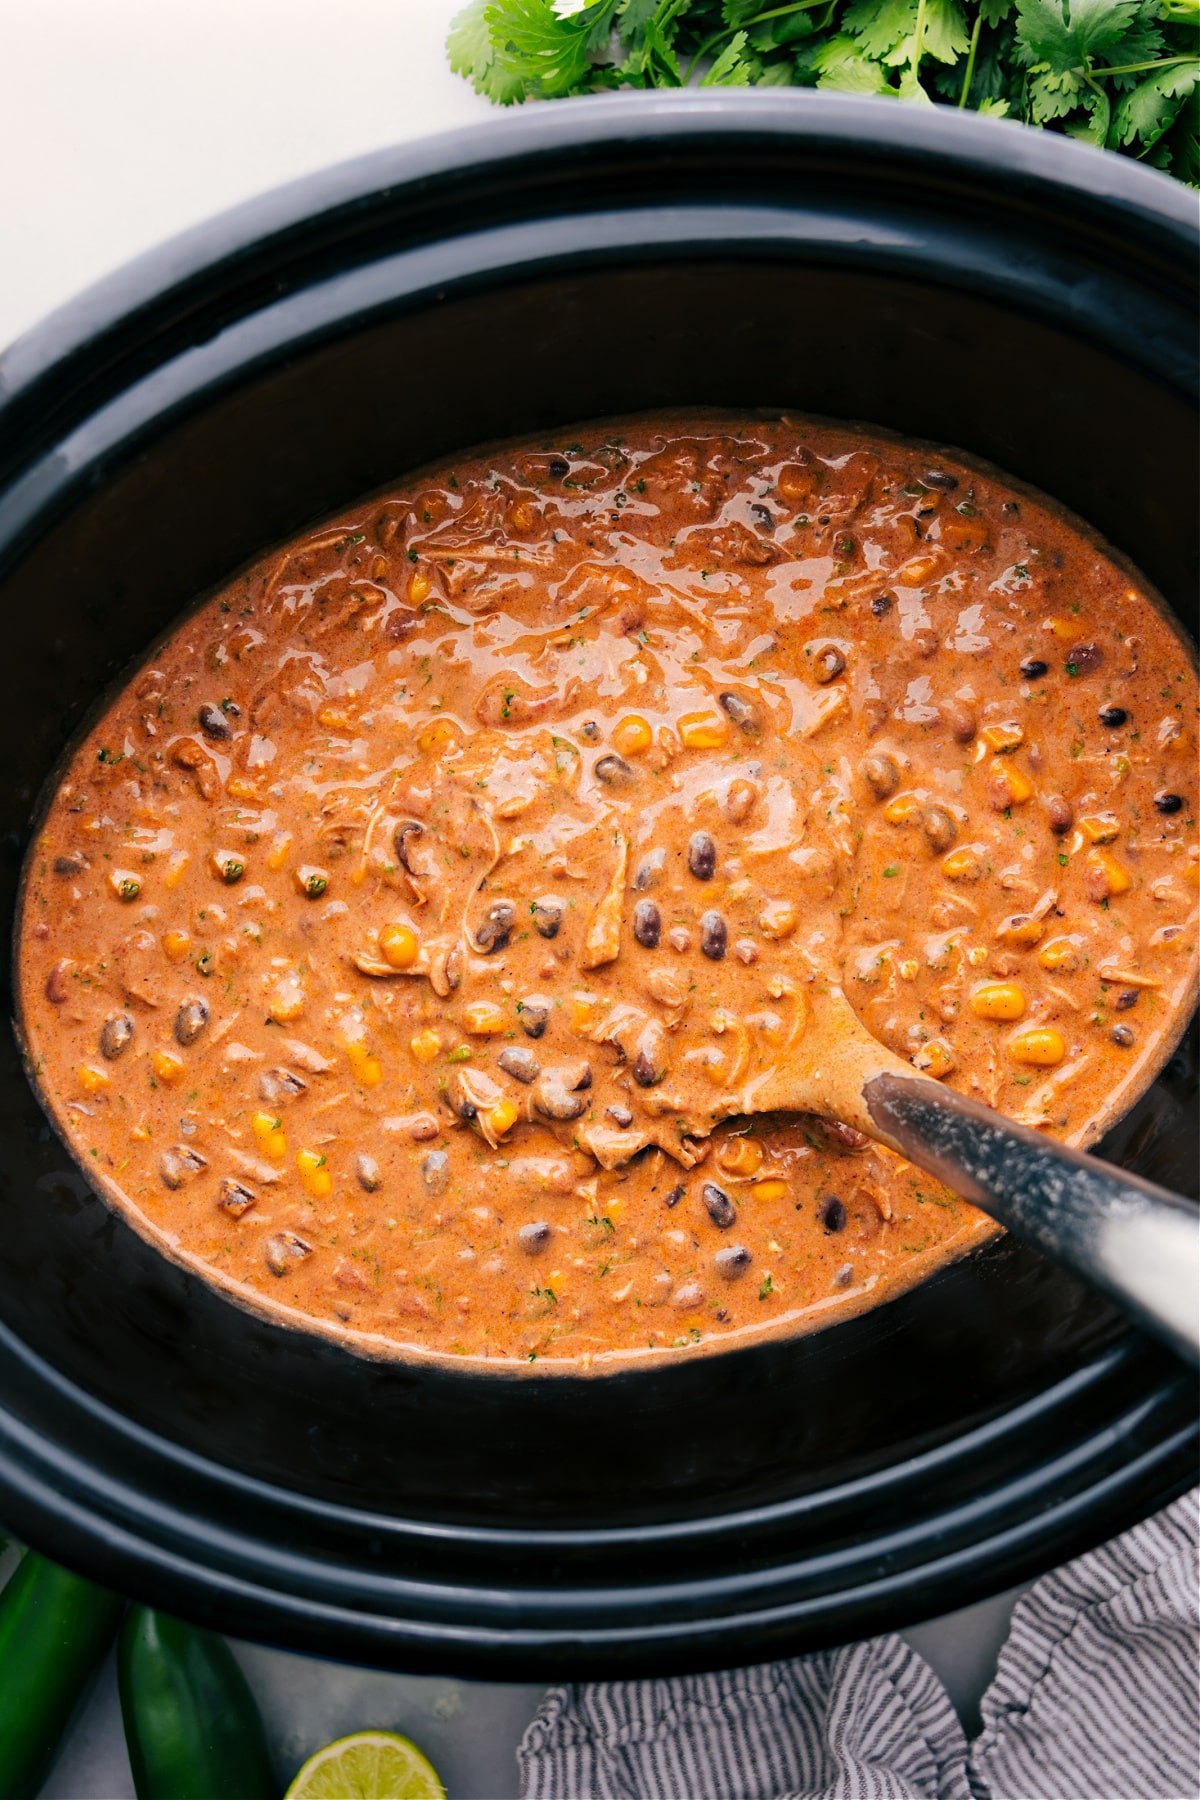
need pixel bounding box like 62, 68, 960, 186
284, 1730, 447, 1800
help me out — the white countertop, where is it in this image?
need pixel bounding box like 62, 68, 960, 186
4, 6, 1023, 1793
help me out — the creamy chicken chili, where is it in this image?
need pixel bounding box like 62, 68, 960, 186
18, 415, 1199, 1367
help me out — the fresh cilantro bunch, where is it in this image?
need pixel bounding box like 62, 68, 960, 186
448, 0, 1199, 181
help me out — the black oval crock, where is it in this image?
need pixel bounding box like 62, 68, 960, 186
0, 93, 1195, 1676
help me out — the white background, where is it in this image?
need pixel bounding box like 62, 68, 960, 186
3, 4, 1020, 1793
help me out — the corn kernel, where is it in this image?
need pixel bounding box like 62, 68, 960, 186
1079, 813, 1120, 844
678, 711, 730, 751
1008, 1026, 1066, 1067
981, 722, 1024, 753
777, 463, 817, 503
226, 778, 260, 803
463, 1001, 508, 1035
317, 704, 354, 732
759, 899, 798, 940
77, 1064, 110, 1093
266, 833, 292, 872
293, 865, 329, 900
970, 981, 1026, 1021
751, 1178, 789, 1202
410, 1027, 443, 1064
612, 714, 652, 756
162, 929, 191, 962
417, 717, 460, 754
717, 1137, 764, 1177
986, 759, 1033, 807
162, 852, 189, 890
110, 870, 142, 902
967, 944, 988, 967
898, 958, 920, 981
570, 995, 597, 1032
996, 913, 1045, 948
267, 977, 305, 1024
130, 1120, 151, 1142
1038, 936, 1085, 973
483, 1097, 520, 1140
296, 1148, 333, 1198
1084, 849, 1131, 899
152, 1050, 184, 1085
211, 849, 245, 884
942, 846, 983, 881
884, 794, 923, 825
345, 1042, 383, 1087
407, 568, 432, 605
251, 1111, 288, 1162
897, 553, 941, 586
913, 1039, 956, 1078
1046, 615, 1076, 640
379, 922, 419, 970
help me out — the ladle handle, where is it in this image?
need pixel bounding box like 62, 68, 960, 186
864, 1071, 1200, 1365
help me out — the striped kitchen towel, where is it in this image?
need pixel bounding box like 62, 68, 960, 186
519, 1489, 1199, 1800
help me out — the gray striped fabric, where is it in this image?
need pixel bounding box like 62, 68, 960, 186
519, 1491, 1199, 1800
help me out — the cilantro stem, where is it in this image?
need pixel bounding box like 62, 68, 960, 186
910, 0, 929, 88
1091, 53, 1198, 77
682, 0, 827, 84
958, 12, 982, 108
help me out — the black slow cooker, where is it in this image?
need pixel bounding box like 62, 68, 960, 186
0, 92, 1195, 1675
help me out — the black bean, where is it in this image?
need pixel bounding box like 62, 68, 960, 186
634, 849, 665, 889
833, 1262, 854, 1288
533, 1068, 589, 1119
498, 1046, 540, 1083
703, 1182, 736, 1229
633, 898, 661, 948
548, 457, 570, 479
475, 899, 515, 954
607, 1104, 634, 1127
354, 1153, 382, 1192
258, 1066, 306, 1104
665, 1183, 686, 1208
1098, 704, 1128, 728
595, 753, 635, 786
580, 720, 601, 741
265, 1231, 311, 1276
749, 503, 775, 533
1154, 791, 1184, 814
700, 912, 727, 960
421, 1150, 450, 1196
688, 831, 717, 880
819, 1195, 847, 1233
174, 997, 210, 1047
198, 702, 233, 741
1065, 641, 1103, 676
870, 592, 895, 617
518, 996, 550, 1039
715, 1245, 752, 1280
532, 895, 564, 939
99, 1013, 134, 1060
921, 805, 958, 854
921, 468, 959, 492
1020, 657, 1048, 679
632, 1051, 660, 1087
1111, 1024, 1135, 1048
53, 852, 88, 877
861, 751, 900, 799
1115, 988, 1139, 1011
160, 1146, 206, 1190
1046, 796, 1074, 835
519, 1221, 552, 1254
393, 819, 424, 872
812, 643, 846, 684
718, 693, 760, 735
218, 1178, 256, 1217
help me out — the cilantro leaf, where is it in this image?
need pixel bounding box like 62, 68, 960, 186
1015, 0, 1140, 73
1114, 56, 1197, 143
702, 28, 756, 81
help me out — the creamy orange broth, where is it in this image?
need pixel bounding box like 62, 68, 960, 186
17, 415, 1198, 1368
